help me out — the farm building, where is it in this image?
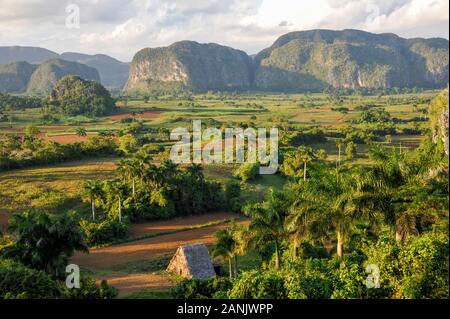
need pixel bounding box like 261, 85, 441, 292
166, 243, 216, 280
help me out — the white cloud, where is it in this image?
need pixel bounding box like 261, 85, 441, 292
0, 0, 448, 61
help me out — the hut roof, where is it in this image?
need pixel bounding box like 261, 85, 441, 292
167, 243, 215, 280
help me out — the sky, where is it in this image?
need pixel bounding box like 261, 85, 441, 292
0, 0, 448, 62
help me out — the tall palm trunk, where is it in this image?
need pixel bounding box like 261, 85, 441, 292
337, 230, 343, 257
91, 198, 95, 221
338, 147, 341, 166
132, 178, 136, 196
228, 258, 233, 281
292, 238, 299, 260
303, 161, 307, 181
395, 225, 404, 243
118, 198, 122, 222
274, 240, 281, 270
233, 255, 238, 279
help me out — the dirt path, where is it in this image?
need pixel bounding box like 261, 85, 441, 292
129, 212, 238, 237
100, 273, 176, 297
72, 220, 246, 270
0, 210, 9, 232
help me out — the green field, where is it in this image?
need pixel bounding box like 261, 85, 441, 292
0, 90, 446, 299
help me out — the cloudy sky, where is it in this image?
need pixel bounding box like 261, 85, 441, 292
0, 0, 448, 61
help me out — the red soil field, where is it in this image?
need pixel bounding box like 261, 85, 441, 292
72, 219, 248, 270
98, 273, 176, 297
129, 212, 238, 237
0, 210, 9, 232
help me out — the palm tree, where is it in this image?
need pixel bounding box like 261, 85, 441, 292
285, 197, 327, 260
213, 222, 239, 280
298, 146, 314, 181
293, 168, 358, 258
243, 189, 288, 269
104, 180, 128, 222
336, 138, 344, 167
186, 163, 204, 181
8, 210, 88, 276
82, 180, 102, 220
144, 164, 164, 188
330, 191, 355, 257
75, 127, 87, 137
117, 158, 146, 196
354, 148, 421, 243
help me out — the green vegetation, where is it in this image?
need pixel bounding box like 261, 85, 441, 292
0, 211, 117, 299
47, 75, 116, 116
26, 59, 100, 95
125, 41, 253, 94
0, 131, 117, 171
0, 61, 36, 93
255, 30, 448, 92
0, 86, 447, 299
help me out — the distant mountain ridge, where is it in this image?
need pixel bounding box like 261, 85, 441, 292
0, 61, 37, 93
26, 59, 101, 95
60, 52, 129, 88
125, 29, 449, 93
0, 46, 128, 89
1, 29, 449, 94
0, 46, 59, 65
253, 29, 449, 91
124, 41, 253, 94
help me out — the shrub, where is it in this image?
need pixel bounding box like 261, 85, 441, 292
80, 218, 129, 246
0, 259, 60, 299
283, 259, 334, 299
62, 277, 117, 299
228, 270, 287, 299
233, 163, 259, 182
225, 180, 241, 212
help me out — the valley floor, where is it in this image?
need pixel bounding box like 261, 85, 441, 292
71, 212, 247, 297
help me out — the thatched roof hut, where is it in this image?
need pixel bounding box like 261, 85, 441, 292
166, 243, 215, 280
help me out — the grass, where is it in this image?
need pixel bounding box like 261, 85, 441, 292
0, 157, 118, 215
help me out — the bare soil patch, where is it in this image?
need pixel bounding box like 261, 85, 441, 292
72, 219, 248, 270
129, 212, 239, 237
0, 210, 9, 232
97, 273, 176, 297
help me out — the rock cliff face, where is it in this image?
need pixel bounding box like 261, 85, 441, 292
0, 62, 37, 93
430, 89, 449, 155
26, 59, 101, 95
254, 29, 449, 92
125, 41, 253, 94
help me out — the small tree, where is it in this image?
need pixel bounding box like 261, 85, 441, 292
233, 163, 259, 183
82, 180, 103, 220
345, 141, 357, 160
6, 211, 88, 276
75, 127, 87, 137
336, 138, 344, 167
213, 222, 239, 280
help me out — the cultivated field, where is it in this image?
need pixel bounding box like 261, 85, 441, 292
0, 90, 438, 298
71, 213, 247, 297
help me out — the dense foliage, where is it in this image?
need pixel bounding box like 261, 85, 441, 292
0, 259, 60, 299
1, 210, 88, 276
48, 75, 115, 116
0, 131, 117, 171
0, 93, 42, 110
